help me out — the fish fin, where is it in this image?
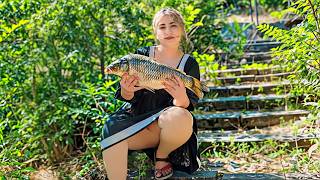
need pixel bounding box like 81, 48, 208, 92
188, 77, 209, 98
174, 68, 188, 76
201, 81, 210, 92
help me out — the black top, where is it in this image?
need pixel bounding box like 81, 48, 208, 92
115, 46, 200, 116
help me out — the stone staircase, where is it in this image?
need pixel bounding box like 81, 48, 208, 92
195, 40, 320, 146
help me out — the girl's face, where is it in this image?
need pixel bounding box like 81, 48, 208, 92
155, 15, 182, 47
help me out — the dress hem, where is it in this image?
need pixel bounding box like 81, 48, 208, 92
100, 108, 166, 151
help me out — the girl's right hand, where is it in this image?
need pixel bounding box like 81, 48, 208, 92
120, 73, 143, 94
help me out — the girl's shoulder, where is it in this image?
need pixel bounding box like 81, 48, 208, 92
185, 54, 198, 67
185, 54, 196, 63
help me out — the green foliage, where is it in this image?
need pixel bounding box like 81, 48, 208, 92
193, 52, 218, 81
257, 0, 320, 110
222, 21, 252, 59
185, 1, 229, 54
259, 0, 288, 11
241, 63, 273, 69
255, 2, 320, 172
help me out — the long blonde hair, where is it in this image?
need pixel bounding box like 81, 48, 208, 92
152, 7, 188, 52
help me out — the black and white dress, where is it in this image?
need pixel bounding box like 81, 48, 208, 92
101, 46, 201, 174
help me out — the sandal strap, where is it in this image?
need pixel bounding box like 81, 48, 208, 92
155, 157, 170, 162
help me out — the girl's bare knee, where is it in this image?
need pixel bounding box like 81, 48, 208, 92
158, 107, 193, 129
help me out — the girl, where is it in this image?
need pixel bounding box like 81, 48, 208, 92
101, 7, 201, 180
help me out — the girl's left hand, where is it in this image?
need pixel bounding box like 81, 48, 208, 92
162, 75, 190, 108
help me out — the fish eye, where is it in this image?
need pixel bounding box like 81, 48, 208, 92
119, 59, 128, 71
120, 59, 126, 66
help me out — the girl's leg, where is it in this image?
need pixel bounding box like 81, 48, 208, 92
156, 107, 193, 167
102, 122, 160, 180
102, 140, 128, 180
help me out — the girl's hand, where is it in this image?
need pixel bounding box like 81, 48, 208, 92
162, 75, 190, 108
120, 73, 143, 100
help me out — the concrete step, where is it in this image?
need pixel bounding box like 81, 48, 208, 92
209, 65, 287, 77
242, 52, 272, 61
227, 41, 281, 52
169, 171, 218, 180
246, 39, 279, 44
206, 81, 292, 97
198, 125, 320, 143
244, 41, 282, 52
129, 170, 320, 179
128, 170, 218, 180
197, 94, 293, 111
217, 52, 273, 67
194, 110, 309, 130
222, 173, 320, 180
226, 39, 277, 44
214, 72, 292, 85
222, 59, 273, 68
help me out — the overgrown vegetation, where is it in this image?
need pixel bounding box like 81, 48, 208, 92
1, 0, 319, 179
258, 0, 320, 113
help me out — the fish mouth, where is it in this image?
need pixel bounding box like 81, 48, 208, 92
105, 67, 112, 74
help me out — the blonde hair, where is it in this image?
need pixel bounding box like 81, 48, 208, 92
152, 7, 188, 51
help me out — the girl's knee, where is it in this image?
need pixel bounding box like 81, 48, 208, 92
158, 107, 193, 129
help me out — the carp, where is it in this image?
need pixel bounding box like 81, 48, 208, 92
105, 54, 209, 98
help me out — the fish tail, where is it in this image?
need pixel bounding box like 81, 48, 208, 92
190, 77, 209, 98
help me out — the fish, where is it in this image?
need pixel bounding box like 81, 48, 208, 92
105, 54, 209, 98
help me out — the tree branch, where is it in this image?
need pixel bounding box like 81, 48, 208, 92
307, 0, 320, 33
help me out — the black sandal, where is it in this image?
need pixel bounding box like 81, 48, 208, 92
154, 157, 173, 180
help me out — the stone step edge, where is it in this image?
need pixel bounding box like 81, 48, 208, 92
209, 65, 285, 74
128, 170, 218, 179
199, 94, 293, 104
207, 80, 293, 90
216, 51, 273, 57
194, 110, 309, 120
223, 59, 274, 69
229, 41, 281, 45
198, 129, 320, 143
215, 72, 292, 81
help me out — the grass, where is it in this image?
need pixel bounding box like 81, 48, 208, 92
199, 138, 320, 174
